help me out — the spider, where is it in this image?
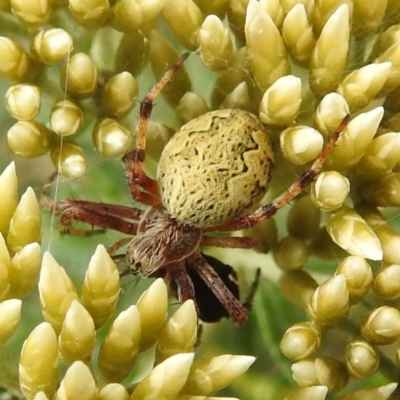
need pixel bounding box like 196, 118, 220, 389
51, 53, 348, 325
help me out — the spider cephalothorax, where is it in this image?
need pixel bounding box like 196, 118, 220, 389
50, 53, 348, 325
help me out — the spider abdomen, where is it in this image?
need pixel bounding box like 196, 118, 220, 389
157, 109, 274, 227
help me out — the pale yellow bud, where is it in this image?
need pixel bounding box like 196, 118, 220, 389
337, 62, 392, 111
7, 121, 52, 159
335, 256, 372, 303
98, 305, 141, 382
81, 245, 121, 329
9, 242, 41, 299
220, 81, 252, 111
57, 361, 97, 400
155, 300, 198, 364
93, 118, 131, 158
19, 323, 59, 400
314, 93, 349, 140
345, 339, 379, 379
10, 0, 52, 27
307, 275, 349, 325
145, 121, 174, 163
183, 355, 255, 395
198, 15, 233, 71
50, 141, 87, 179
259, 75, 302, 126
31, 28, 73, 65
98, 383, 129, 400
39, 252, 79, 334
69, 0, 110, 28
0, 37, 39, 82
5, 84, 41, 120
162, 0, 204, 50
137, 278, 168, 351
291, 357, 348, 392
279, 270, 318, 310
374, 264, 400, 300
0, 299, 21, 345
361, 306, 400, 344
131, 353, 194, 400
273, 235, 309, 271
60, 53, 98, 98
313, 0, 352, 35
325, 206, 383, 261
280, 322, 321, 360
282, 4, 315, 66
50, 99, 84, 137
309, 4, 350, 96
0, 162, 18, 238
101, 72, 138, 118
310, 171, 350, 212
354, 131, 400, 181
59, 300, 96, 365
280, 126, 323, 165
245, 0, 289, 91
7, 187, 41, 256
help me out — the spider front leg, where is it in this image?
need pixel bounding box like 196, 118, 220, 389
207, 115, 350, 232
123, 52, 190, 206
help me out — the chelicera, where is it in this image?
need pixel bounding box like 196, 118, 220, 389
51, 53, 348, 325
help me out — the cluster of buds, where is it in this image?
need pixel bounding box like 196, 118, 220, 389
0, 162, 255, 400
1, 0, 400, 399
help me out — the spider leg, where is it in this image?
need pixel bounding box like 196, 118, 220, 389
57, 200, 139, 236
169, 265, 197, 308
206, 115, 350, 232
123, 52, 190, 206
189, 254, 248, 325
201, 235, 259, 248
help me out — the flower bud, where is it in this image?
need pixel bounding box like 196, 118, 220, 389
5, 84, 40, 120
311, 171, 350, 212
131, 353, 194, 400
280, 126, 323, 165
0, 299, 21, 345
60, 52, 98, 98
273, 235, 309, 271
361, 306, 400, 344
81, 245, 121, 328
162, 0, 204, 50
359, 172, 400, 207
98, 305, 141, 382
182, 355, 255, 395
98, 383, 129, 400
7, 187, 41, 256
335, 256, 372, 303
10, 0, 52, 27
177, 92, 210, 123
283, 386, 328, 400
50, 99, 84, 137
282, 4, 316, 65
198, 15, 233, 71
155, 300, 198, 364
7, 121, 52, 159
345, 339, 379, 379
260, 75, 302, 126
0, 162, 18, 238
92, 118, 131, 158
19, 323, 59, 400
307, 275, 349, 325
309, 4, 350, 96
291, 357, 348, 393
325, 206, 383, 261
280, 321, 321, 361
374, 264, 400, 300
336, 382, 398, 400
59, 300, 96, 365
56, 361, 97, 400
69, 0, 110, 28
137, 278, 168, 351
50, 141, 87, 179
245, 0, 289, 91
31, 28, 73, 65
